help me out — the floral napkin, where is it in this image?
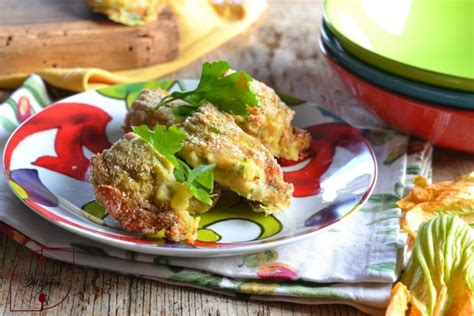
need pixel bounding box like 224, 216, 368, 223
0, 75, 432, 315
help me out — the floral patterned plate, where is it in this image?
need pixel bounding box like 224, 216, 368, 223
3, 80, 377, 257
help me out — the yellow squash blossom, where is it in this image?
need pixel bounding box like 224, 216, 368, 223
387, 215, 473, 315
397, 173, 474, 238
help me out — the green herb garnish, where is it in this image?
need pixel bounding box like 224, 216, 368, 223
132, 125, 185, 167
132, 125, 216, 205
173, 160, 216, 206
157, 61, 259, 116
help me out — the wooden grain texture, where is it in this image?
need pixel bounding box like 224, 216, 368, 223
0, 0, 473, 315
0, 0, 179, 74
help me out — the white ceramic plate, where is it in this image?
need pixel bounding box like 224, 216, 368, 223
3, 80, 377, 257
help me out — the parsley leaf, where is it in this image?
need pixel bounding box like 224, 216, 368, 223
173, 159, 190, 183
132, 125, 216, 206
157, 61, 259, 116
189, 186, 213, 206
173, 162, 216, 206
132, 125, 185, 167
187, 163, 216, 205
189, 163, 215, 192
171, 105, 198, 117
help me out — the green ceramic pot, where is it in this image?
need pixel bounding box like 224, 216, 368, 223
320, 21, 474, 110
324, 0, 474, 92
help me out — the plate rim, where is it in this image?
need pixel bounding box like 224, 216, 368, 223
2, 82, 378, 257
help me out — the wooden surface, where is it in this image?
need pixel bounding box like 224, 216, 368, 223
1, 0, 473, 315
0, 0, 179, 74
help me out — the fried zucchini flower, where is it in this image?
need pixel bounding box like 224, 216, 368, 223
90, 133, 217, 243
125, 92, 293, 212
86, 0, 166, 26
178, 104, 293, 213
234, 76, 311, 161
124, 75, 311, 161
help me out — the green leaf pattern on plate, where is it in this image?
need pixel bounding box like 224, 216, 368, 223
276, 91, 306, 106
197, 191, 283, 243
82, 200, 107, 219
98, 79, 175, 108
78, 192, 282, 244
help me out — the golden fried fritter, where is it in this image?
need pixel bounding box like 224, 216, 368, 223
90, 133, 215, 243
124, 78, 311, 161
86, 0, 166, 26
126, 99, 293, 212
124, 89, 183, 131
124, 80, 311, 160
237, 77, 311, 161
179, 104, 293, 213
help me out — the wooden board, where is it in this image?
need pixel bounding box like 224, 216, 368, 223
0, 0, 179, 74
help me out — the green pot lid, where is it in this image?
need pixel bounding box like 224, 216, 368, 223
324, 0, 474, 92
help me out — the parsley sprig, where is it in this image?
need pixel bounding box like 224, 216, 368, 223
157, 61, 259, 116
132, 125, 216, 205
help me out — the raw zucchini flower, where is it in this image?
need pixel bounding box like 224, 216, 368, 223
387, 215, 473, 315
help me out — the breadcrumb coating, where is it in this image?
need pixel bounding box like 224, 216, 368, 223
90, 133, 214, 242
125, 95, 293, 212
179, 104, 293, 213
238, 78, 311, 160
124, 78, 311, 161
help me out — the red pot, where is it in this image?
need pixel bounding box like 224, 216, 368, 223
322, 45, 474, 153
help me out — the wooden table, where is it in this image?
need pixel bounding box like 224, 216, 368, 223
1, 1, 473, 315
